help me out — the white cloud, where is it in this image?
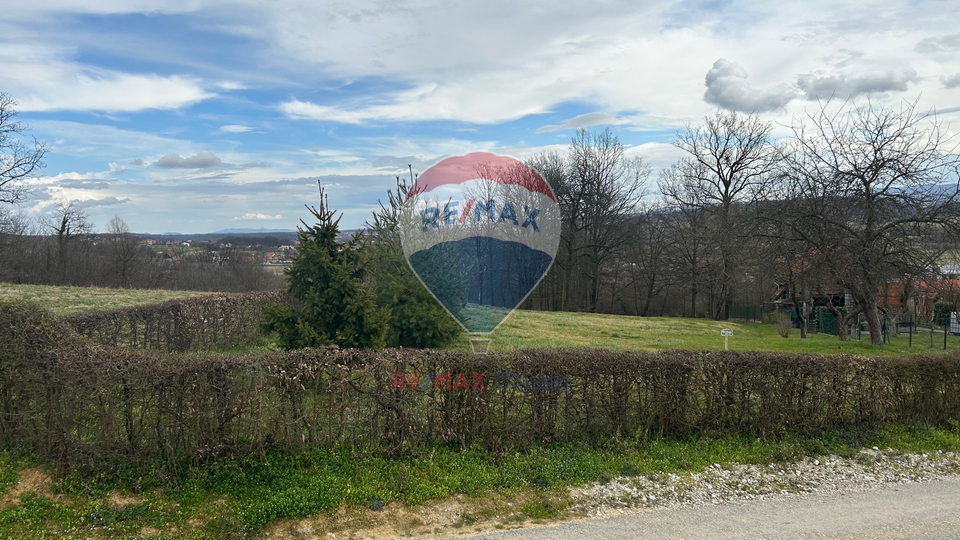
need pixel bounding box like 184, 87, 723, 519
234, 213, 282, 220
72, 196, 130, 209
537, 113, 629, 133
219, 124, 254, 133
703, 59, 797, 113
796, 68, 920, 100
941, 73, 960, 90
914, 33, 960, 54
29, 120, 198, 159
305, 149, 364, 163
10, 63, 213, 112
153, 151, 224, 169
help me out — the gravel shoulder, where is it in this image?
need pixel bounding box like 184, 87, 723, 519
571, 448, 960, 516
453, 449, 960, 540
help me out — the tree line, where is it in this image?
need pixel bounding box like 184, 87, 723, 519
520, 100, 960, 346
0, 205, 283, 292
3, 88, 959, 348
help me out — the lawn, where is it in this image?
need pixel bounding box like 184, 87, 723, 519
4, 282, 959, 355
451, 309, 960, 356
0, 282, 208, 315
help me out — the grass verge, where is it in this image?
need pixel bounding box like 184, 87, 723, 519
1, 423, 959, 539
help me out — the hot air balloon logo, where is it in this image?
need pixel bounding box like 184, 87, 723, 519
400, 152, 561, 336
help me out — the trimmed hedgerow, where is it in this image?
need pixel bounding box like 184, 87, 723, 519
61, 290, 289, 352
2, 300, 959, 476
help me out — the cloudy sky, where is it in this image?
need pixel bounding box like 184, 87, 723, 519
4, 0, 959, 233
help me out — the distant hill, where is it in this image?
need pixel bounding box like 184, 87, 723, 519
133, 228, 360, 245
212, 227, 298, 234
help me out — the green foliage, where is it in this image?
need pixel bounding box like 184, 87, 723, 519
364, 173, 461, 348
264, 191, 388, 349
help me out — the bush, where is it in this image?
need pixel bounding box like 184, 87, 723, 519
770, 311, 793, 338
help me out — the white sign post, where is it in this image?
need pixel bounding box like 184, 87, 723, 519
721, 329, 733, 350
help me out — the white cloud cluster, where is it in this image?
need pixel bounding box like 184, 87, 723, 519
796, 69, 920, 100
703, 59, 796, 113
153, 151, 223, 169
5, 58, 213, 112
941, 73, 960, 90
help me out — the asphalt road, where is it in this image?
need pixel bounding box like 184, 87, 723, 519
459, 478, 960, 540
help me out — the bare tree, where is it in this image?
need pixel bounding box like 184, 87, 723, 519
106, 215, 140, 287
661, 110, 779, 319
0, 93, 47, 205
628, 204, 674, 316
783, 99, 960, 345
658, 169, 718, 318
42, 202, 94, 284
566, 128, 648, 312
526, 151, 573, 311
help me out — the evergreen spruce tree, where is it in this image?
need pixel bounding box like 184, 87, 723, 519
264, 188, 388, 349
365, 169, 462, 348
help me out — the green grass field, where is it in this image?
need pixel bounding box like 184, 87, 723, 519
451, 309, 960, 356
4, 282, 959, 355
0, 282, 208, 315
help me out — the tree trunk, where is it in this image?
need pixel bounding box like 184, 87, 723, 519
793, 301, 808, 339
863, 297, 884, 346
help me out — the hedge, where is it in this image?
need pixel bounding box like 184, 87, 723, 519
61, 290, 290, 352
1, 300, 958, 476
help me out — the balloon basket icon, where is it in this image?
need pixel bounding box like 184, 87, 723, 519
469, 338, 493, 355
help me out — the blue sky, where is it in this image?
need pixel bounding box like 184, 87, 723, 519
3, 0, 959, 233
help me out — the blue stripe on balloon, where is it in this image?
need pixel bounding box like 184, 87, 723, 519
408, 236, 554, 333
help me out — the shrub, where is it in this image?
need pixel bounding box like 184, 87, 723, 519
771, 311, 793, 338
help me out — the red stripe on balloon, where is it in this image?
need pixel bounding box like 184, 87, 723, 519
407, 152, 556, 202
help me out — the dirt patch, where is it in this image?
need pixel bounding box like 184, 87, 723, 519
107, 491, 143, 507
262, 490, 574, 540
0, 468, 58, 507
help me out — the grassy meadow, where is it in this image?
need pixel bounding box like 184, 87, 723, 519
0, 282, 208, 316
453, 309, 960, 356
3, 282, 960, 354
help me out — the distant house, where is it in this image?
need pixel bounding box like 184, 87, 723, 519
771, 277, 960, 325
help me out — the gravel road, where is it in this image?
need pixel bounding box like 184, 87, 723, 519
456, 449, 960, 540
462, 477, 960, 539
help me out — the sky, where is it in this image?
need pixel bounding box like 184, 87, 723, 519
3, 0, 959, 234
